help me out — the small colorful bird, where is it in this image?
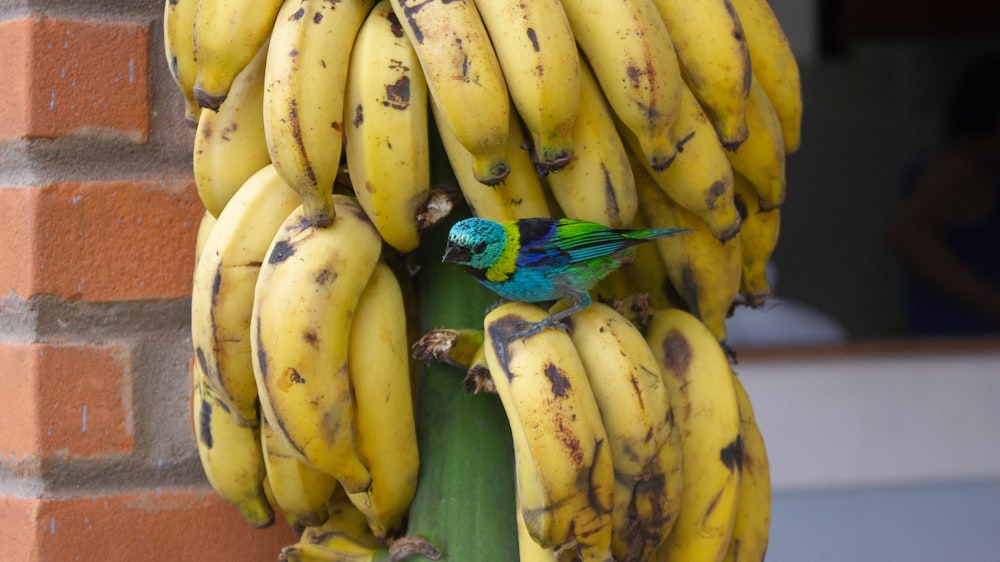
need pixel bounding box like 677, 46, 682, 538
442, 217, 691, 340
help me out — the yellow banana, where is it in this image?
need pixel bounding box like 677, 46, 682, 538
251, 196, 381, 494
483, 302, 613, 561
191, 358, 273, 528
262, 415, 340, 531
194, 210, 216, 266
192, 0, 283, 109
163, 0, 201, 123
633, 153, 741, 343
631, 409, 684, 562
545, 58, 637, 229
729, 0, 802, 153
193, 43, 270, 218
566, 303, 677, 562
346, 262, 419, 540
620, 82, 742, 242
620, 211, 679, 311
265, 0, 376, 226
344, 0, 430, 253
474, 0, 580, 173
281, 490, 384, 562
390, 0, 510, 185
726, 76, 786, 211
650, 0, 751, 148
723, 373, 771, 562
516, 494, 561, 562
733, 171, 780, 307
561, 0, 683, 172
647, 308, 742, 562
191, 164, 300, 424
432, 101, 551, 221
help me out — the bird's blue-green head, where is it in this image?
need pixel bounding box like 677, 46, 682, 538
442, 217, 508, 270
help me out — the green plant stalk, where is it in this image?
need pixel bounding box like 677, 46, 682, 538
392, 118, 517, 560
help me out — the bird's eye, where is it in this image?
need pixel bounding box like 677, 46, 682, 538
473, 241, 488, 254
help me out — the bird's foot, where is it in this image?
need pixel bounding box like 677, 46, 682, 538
507, 317, 570, 343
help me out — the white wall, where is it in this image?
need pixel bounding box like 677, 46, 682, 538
737, 347, 1000, 561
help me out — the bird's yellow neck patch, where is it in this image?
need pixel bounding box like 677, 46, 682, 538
485, 223, 520, 282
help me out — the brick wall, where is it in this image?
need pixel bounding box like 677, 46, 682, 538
0, 2, 296, 560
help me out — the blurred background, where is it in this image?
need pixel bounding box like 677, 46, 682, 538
728, 1, 1000, 559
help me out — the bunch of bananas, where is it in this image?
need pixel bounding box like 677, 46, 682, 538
169, 0, 799, 558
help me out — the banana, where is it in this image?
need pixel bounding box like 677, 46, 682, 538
733, 171, 780, 307
346, 262, 419, 540
474, 0, 580, 173
191, 164, 300, 424
631, 410, 684, 562
483, 302, 614, 561
193, 43, 271, 218
516, 493, 561, 562
620, 211, 679, 311
633, 152, 741, 343
729, 0, 802, 153
650, 0, 751, 148
262, 415, 340, 531
725, 76, 786, 211
265, 0, 376, 227
561, 0, 683, 172
544, 58, 637, 229
344, 0, 430, 253
163, 0, 201, 123
646, 308, 742, 562
194, 210, 216, 266
191, 357, 273, 528
620, 82, 742, 242
432, 101, 551, 221
251, 196, 380, 494
192, 0, 283, 109
565, 303, 677, 562
390, 0, 510, 185
724, 373, 771, 562
281, 490, 385, 562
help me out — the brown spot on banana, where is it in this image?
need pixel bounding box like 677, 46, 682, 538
542, 362, 571, 397
277, 367, 306, 392
720, 434, 744, 473
384, 75, 411, 110
603, 165, 622, 226
526, 28, 540, 52
586, 437, 613, 513
314, 268, 335, 285
352, 103, 363, 127
395, 0, 433, 44
290, 6, 306, 21
486, 314, 520, 380
267, 240, 295, 264
197, 395, 214, 448
386, 10, 404, 38
659, 329, 692, 381
303, 330, 319, 348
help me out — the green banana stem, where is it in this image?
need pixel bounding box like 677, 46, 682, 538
394, 124, 517, 560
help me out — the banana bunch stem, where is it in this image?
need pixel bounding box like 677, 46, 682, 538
402, 205, 518, 561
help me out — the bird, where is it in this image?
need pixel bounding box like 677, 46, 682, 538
442, 217, 691, 340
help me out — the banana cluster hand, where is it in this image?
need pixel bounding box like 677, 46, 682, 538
429, 303, 768, 561
172, 0, 799, 558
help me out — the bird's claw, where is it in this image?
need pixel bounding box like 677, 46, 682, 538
507, 319, 570, 343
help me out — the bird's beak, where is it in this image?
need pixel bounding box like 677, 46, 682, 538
442, 242, 472, 264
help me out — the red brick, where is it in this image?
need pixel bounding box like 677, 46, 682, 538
0, 487, 300, 562
0, 180, 202, 302
0, 17, 149, 143
0, 343, 132, 462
